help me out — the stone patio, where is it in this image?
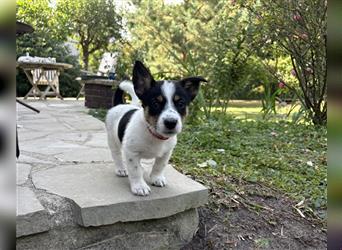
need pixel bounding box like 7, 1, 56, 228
16, 100, 208, 249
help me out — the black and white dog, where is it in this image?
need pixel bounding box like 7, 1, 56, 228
105, 61, 206, 196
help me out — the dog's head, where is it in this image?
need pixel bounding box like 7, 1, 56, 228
132, 61, 207, 137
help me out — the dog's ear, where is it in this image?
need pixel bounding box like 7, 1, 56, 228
179, 77, 207, 101
133, 61, 155, 99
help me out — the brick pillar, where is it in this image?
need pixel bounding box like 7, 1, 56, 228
83, 79, 118, 109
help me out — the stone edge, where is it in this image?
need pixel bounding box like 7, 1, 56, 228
16, 209, 50, 238
78, 187, 208, 227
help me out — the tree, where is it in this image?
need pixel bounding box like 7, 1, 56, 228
119, 0, 270, 119
16, 0, 81, 97
56, 0, 122, 71
240, 0, 327, 125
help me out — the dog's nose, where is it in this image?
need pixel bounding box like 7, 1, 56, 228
164, 119, 177, 129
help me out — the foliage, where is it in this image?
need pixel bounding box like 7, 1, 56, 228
261, 85, 280, 117
118, 0, 272, 120
240, 0, 327, 125
115, 0, 326, 125
16, 0, 327, 121
55, 0, 122, 71
16, 0, 81, 97
16, 39, 81, 97
16, 0, 66, 42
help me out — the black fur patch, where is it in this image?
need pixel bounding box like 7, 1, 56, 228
113, 87, 125, 106
140, 81, 192, 119
140, 82, 166, 117
118, 109, 138, 143
173, 84, 191, 117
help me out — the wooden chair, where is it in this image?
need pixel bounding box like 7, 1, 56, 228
28, 68, 61, 99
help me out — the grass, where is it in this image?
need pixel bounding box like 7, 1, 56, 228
212, 100, 301, 121
89, 108, 107, 122
89, 101, 327, 223
172, 114, 327, 221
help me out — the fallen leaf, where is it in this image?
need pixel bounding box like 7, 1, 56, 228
238, 235, 246, 241
294, 206, 305, 218
208, 159, 217, 168
270, 131, 278, 136
197, 162, 208, 168
295, 198, 305, 207
306, 161, 314, 167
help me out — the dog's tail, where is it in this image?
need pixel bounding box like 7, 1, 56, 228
113, 80, 140, 106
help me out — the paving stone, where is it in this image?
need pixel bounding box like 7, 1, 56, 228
18, 115, 56, 122
83, 133, 108, 148
20, 139, 89, 156
16, 187, 50, 237
48, 103, 77, 108
61, 117, 105, 131
45, 132, 89, 143
17, 163, 32, 185
17, 132, 52, 142
54, 147, 112, 163
17, 101, 48, 110
32, 163, 208, 227
19, 122, 74, 133
17, 153, 55, 165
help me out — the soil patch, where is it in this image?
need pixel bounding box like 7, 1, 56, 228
182, 180, 326, 250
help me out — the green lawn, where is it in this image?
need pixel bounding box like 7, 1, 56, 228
213, 100, 301, 121
90, 101, 327, 222
172, 114, 326, 221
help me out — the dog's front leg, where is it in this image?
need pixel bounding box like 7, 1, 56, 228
149, 150, 173, 187
123, 151, 151, 196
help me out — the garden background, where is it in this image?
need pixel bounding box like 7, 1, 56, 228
16, 0, 327, 248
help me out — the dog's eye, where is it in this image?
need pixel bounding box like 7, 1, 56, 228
177, 100, 185, 109
151, 100, 160, 110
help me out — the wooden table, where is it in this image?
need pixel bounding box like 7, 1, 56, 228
17, 62, 73, 100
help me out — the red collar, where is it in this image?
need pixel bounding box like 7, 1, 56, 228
147, 126, 169, 140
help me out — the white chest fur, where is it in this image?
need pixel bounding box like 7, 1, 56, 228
122, 110, 177, 159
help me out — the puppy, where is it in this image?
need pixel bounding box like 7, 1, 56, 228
105, 61, 206, 196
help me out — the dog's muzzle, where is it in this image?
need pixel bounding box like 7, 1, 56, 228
163, 118, 178, 130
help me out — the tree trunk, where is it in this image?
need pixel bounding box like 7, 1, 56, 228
82, 44, 90, 71
312, 109, 327, 126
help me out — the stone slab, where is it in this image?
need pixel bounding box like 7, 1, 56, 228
45, 132, 89, 143
17, 153, 55, 165
83, 133, 108, 148
17, 163, 32, 185
17, 99, 207, 248
54, 147, 112, 163
17, 208, 198, 250
32, 163, 208, 227
17, 132, 52, 142
20, 139, 89, 156
16, 187, 50, 237
61, 117, 106, 131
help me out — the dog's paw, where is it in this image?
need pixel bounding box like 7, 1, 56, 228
115, 169, 128, 177
131, 181, 151, 196
150, 175, 167, 187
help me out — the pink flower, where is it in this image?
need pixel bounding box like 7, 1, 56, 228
278, 82, 285, 89
293, 14, 302, 21
290, 69, 296, 76
306, 67, 313, 74
300, 33, 308, 40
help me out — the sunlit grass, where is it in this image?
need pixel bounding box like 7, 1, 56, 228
209, 100, 301, 121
